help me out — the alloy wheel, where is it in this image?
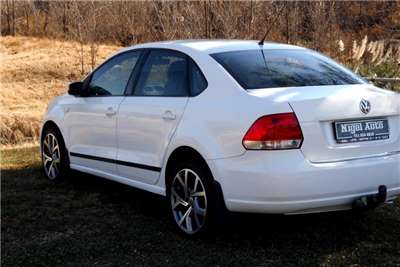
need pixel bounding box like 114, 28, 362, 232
42, 133, 61, 180
170, 168, 207, 234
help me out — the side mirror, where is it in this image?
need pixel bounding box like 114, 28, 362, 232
68, 81, 83, 96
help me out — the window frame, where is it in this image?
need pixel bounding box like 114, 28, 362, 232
126, 48, 208, 98
81, 49, 146, 97
188, 59, 208, 97
130, 48, 190, 98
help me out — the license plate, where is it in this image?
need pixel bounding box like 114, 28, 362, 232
334, 118, 389, 144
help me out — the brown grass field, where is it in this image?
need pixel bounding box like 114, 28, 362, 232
0, 36, 398, 146
0, 36, 120, 146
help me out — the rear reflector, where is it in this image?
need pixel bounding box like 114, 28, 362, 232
242, 113, 303, 150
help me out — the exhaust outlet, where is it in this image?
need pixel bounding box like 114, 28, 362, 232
352, 185, 387, 211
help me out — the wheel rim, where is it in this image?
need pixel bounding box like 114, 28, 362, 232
42, 133, 61, 180
170, 168, 207, 234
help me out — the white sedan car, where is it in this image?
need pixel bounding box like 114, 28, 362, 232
41, 40, 400, 236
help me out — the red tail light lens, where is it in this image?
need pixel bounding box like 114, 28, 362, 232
242, 113, 303, 150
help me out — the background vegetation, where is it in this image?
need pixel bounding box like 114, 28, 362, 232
1, 0, 400, 145
0, 36, 119, 145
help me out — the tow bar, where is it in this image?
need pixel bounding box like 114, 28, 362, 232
352, 185, 387, 211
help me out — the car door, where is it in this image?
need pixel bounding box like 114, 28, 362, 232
65, 51, 142, 174
116, 49, 191, 184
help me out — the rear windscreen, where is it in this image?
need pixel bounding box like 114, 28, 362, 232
211, 49, 365, 89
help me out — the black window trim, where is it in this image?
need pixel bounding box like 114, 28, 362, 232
128, 48, 190, 98
126, 48, 208, 98
80, 47, 209, 98
124, 49, 150, 96
81, 49, 147, 97
188, 58, 208, 97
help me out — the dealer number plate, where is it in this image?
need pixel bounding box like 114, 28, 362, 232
334, 118, 389, 144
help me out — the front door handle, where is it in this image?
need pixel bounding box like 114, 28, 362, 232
162, 110, 176, 120
105, 107, 117, 117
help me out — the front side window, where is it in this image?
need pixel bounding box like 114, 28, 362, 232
88, 51, 141, 96
211, 49, 365, 90
134, 50, 188, 97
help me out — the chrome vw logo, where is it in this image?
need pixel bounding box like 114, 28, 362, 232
360, 99, 371, 114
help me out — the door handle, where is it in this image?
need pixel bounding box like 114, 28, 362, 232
162, 110, 176, 120
105, 107, 117, 117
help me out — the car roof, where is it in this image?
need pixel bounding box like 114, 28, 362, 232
127, 40, 305, 54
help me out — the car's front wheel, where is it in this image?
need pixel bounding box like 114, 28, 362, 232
167, 160, 217, 236
41, 127, 69, 181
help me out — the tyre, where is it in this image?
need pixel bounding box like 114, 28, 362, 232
41, 127, 69, 181
167, 160, 217, 237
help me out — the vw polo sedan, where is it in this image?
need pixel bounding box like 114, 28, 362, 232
41, 40, 400, 236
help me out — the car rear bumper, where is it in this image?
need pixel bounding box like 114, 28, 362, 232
208, 150, 400, 214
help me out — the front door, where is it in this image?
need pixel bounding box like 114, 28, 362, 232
66, 51, 142, 173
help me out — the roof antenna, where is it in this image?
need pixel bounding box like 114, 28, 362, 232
258, 32, 268, 46
258, 32, 269, 71
258, 5, 285, 45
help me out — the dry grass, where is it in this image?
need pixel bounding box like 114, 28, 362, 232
0, 36, 121, 145
350, 35, 400, 73
0, 36, 398, 146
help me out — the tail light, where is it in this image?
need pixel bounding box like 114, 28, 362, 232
242, 113, 303, 150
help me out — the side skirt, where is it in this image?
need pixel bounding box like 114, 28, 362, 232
70, 163, 166, 196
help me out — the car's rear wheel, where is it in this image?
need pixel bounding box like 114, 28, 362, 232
41, 127, 69, 181
167, 160, 216, 236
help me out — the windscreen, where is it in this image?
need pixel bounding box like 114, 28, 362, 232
211, 49, 365, 89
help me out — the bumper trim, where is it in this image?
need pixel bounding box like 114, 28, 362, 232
225, 187, 400, 214
310, 150, 400, 164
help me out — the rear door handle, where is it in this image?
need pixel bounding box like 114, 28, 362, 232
105, 107, 117, 117
162, 110, 176, 120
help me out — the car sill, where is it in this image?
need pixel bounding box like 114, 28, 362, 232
70, 152, 161, 172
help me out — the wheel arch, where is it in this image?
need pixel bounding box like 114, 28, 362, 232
40, 120, 62, 142
165, 146, 213, 185
40, 120, 68, 159
164, 145, 228, 217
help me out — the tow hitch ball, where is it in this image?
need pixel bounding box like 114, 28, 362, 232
352, 185, 387, 211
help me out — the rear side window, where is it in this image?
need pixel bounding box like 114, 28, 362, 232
190, 60, 207, 96
211, 49, 364, 90
88, 51, 141, 96
134, 50, 188, 97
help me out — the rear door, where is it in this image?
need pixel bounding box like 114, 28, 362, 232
66, 51, 142, 173
116, 49, 190, 184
